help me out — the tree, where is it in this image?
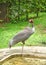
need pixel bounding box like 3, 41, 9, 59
0, 0, 46, 22
30, 0, 46, 17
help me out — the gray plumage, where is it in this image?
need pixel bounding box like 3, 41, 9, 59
9, 20, 35, 48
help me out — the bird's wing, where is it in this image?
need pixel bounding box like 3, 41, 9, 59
13, 30, 27, 41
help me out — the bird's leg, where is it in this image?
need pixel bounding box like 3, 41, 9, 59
21, 41, 25, 56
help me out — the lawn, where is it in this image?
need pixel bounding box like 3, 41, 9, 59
0, 12, 46, 48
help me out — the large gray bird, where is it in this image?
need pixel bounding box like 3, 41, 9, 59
9, 19, 35, 53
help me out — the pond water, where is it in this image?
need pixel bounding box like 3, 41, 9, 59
1, 55, 46, 65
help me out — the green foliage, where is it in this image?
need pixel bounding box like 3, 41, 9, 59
0, 12, 46, 48
0, 0, 46, 22
9, 0, 46, 21
30, 0, 46, 17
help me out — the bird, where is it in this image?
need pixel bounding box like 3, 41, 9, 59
9, 19, 35, 53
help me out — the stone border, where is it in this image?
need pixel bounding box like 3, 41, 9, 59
0, 46, 46, 63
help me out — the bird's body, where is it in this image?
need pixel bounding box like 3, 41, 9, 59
9, 19, 35, 50
9, 26, 35, 47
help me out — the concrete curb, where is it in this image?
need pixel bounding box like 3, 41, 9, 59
0, 46, 46, 62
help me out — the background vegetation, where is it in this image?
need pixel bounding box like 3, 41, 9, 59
0, 0, 46, 22
0, 0, 46, 48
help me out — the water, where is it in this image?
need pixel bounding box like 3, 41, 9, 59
1, 55, 46, 65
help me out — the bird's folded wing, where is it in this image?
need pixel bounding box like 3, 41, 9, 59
13, 30, 27, 40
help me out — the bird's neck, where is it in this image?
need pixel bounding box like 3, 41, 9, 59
26, 23, 35, 33
31, 23, 35, 32
31, 23, 34, 27
31, 23, 35, 33
28, 23, 34, 27
32, 27, 35, 32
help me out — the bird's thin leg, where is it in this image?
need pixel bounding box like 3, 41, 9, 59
21, 41, 25, 56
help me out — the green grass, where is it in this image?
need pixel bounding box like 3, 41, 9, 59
0, 12, 46, 48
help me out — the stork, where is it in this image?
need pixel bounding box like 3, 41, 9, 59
9, 19, 35, 53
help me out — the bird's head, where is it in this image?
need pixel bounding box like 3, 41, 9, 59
29, 19, 33, 23
28, 19, 34, 27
